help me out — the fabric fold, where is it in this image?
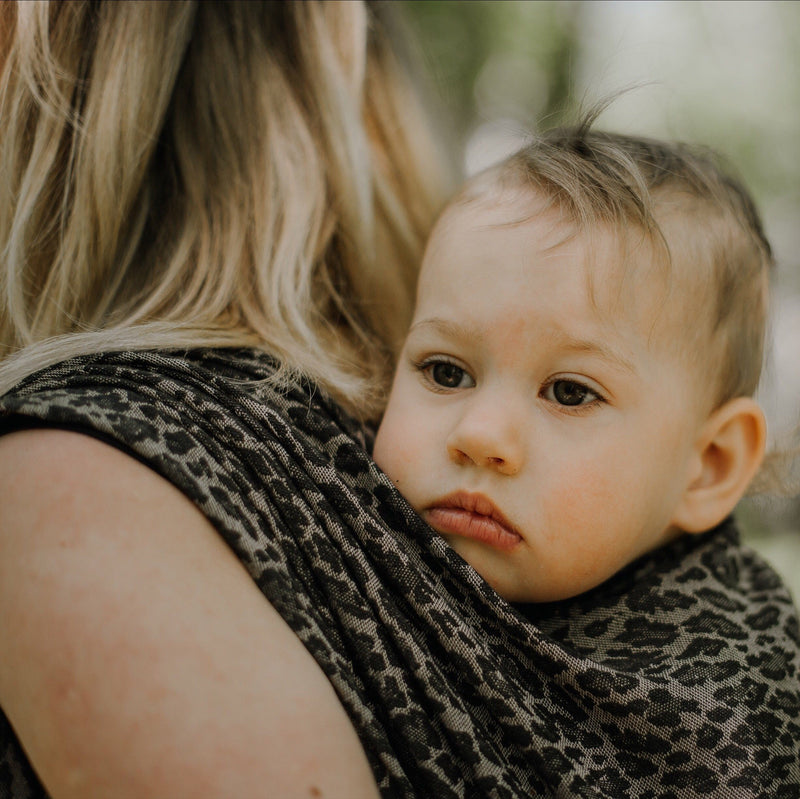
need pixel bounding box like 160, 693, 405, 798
1, 348, 798, 798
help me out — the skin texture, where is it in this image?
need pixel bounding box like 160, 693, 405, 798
374, 192, 764, 603
0, 429, 380, 799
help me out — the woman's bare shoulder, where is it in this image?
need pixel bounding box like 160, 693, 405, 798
0, 429, 378, 799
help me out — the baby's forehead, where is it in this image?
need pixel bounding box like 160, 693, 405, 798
424, 186, 707, 352
431, 186, 673, 287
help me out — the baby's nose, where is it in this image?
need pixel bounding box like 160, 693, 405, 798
446, 404, 523, 476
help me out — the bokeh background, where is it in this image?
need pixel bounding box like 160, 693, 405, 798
397, 0, 800, 597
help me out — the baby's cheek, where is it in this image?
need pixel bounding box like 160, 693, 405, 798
374, 426, 416, 490
535, 472, 631, 597
539, 459, 655, 578
542, 464, 618, 533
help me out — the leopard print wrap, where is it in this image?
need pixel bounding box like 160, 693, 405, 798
1, 349, 798, 798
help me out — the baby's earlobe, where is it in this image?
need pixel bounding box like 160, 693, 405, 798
672, 397, 767, 534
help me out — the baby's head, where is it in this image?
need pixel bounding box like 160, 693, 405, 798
374, 122, 772, 602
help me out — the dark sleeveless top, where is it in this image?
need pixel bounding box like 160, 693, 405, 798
1, 349, 798, 798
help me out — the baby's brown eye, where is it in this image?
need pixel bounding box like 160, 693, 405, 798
431, 362, 468, 388
551, 380, 594, 406
415, 357, 476, 390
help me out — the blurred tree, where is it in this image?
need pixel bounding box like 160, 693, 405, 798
401, 1, 584, 155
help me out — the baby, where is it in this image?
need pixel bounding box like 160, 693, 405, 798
373, 121, 773, 603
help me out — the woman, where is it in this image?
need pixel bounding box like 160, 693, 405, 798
0, 2, 450, 796
1, 3, 799, 798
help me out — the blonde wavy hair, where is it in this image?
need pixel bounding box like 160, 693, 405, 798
0, 0, 453, 420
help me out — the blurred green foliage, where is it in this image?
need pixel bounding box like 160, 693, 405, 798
402, 0, 581, 133
399, 2, 800, 210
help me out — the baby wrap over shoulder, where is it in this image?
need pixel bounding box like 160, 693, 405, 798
1, 349, 798, 799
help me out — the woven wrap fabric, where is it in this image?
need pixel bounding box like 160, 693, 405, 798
0, 349, 798, 799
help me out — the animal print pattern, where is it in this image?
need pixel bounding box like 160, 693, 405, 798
1, 349, 798, 798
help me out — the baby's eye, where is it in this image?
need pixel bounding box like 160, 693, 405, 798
543, 379, 600, 407
418, 359, 475, 390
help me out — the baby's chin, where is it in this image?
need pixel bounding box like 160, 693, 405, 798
482, 562, 626, 605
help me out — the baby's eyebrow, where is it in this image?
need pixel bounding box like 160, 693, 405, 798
550, 332, 638, 375
409, 318, 638, 375
407, 318, 483, 343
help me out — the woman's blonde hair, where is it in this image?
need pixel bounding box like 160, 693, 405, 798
0, 0, 453, 420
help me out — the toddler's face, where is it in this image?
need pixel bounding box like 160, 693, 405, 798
373, 193, 711, 602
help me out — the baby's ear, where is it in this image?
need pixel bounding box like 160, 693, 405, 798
671, 397, 767, 534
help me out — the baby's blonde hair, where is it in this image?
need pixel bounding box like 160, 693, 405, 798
0, 0, 452, 420
465, 114, 773, 410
